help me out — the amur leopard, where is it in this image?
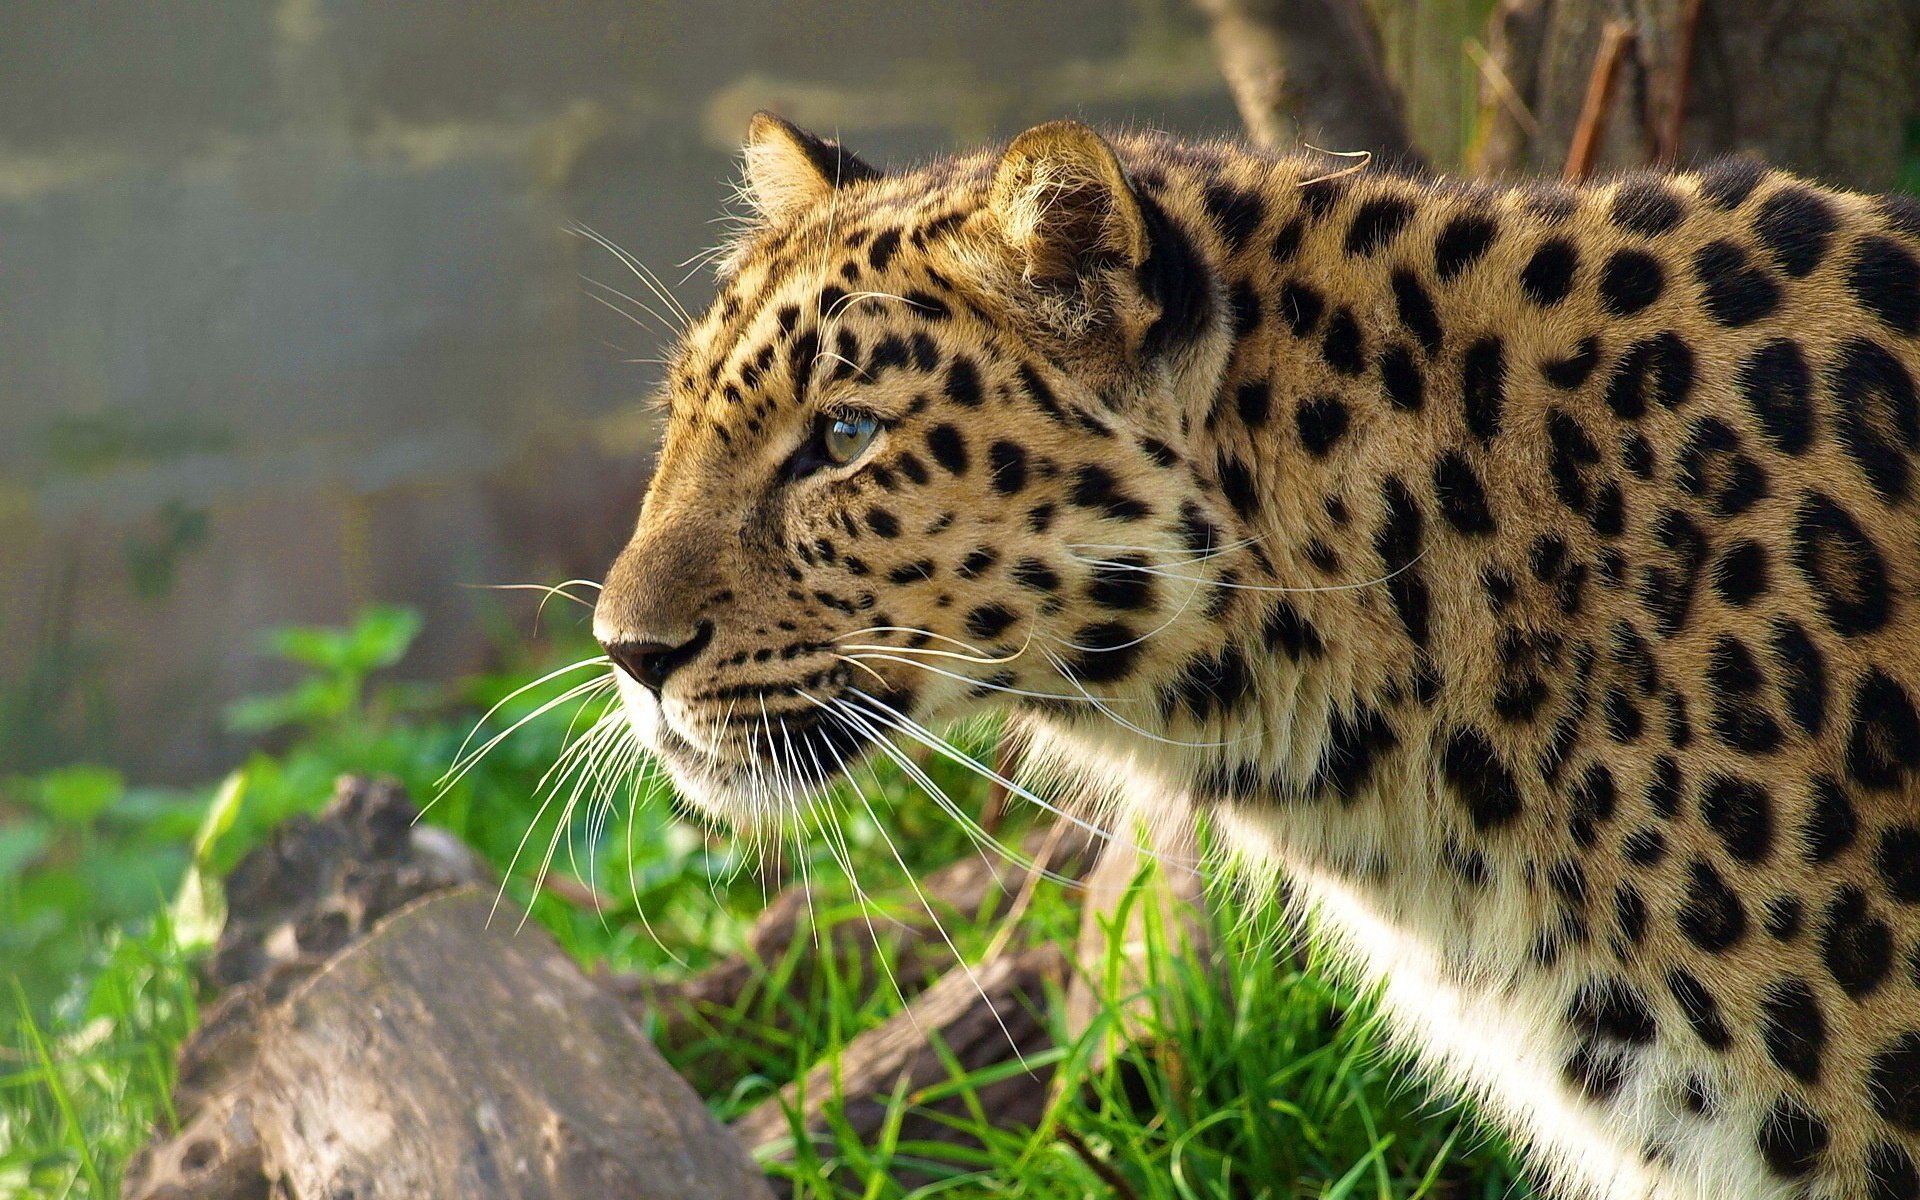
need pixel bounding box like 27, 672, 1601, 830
592, 112, 1920, 1199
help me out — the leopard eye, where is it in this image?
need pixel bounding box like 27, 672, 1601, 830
821, 415, 879, 465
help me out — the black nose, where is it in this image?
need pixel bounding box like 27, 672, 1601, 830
603, 622, 713, 695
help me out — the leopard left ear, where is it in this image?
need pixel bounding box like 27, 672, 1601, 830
987, 121, 1150, 284
742, 112, 880, 222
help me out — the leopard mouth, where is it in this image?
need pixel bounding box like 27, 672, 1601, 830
610, 669, 885, 825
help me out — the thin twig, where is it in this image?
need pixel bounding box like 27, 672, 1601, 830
1564, 20, 1636, 182
1058, 1127, 1143, 1200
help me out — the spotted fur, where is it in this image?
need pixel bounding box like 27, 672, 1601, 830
595, 113, 1920, 1200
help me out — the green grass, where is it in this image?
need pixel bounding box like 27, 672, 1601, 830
0, 607, 1530, 1198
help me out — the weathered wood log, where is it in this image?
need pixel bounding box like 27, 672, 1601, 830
126, 777, 770, 1200
730, 943, 1067, 1173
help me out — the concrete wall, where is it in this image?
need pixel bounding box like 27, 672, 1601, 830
0, 0, 1240, 780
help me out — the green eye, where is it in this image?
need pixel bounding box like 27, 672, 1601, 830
822, 415, 879, 465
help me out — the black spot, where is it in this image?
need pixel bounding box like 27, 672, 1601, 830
1263, 600, 1325, 661
864, 508, 900, 538
1612, 885, 1647, 949
987, 441, 1028, 495
1706, 635, 1783, 755
866, 227, 902, 271
1711, 540, 1769, 606
1760, 979, 1825, 1083
1227, 279, 1262, 338
1375, 477, 1429, 647
1678, 859, 1747, 953
1878, 826, 1920, 904
1567, 978, 1655, 1043
1064, 621, 1142, 684
1562, 1039, 1627, 1102
1345, 196, 1415, 256
1605, 331, 1694, 419
1087, 556, 1155, 611
1441, 727, 1523, 829
1756, 1096, 1828, 1179
1010, 557, 1060, 594
1867, 1142, 1920, 1200
1694, 239, 1780, 326
1178, 500, 1222, 557
1278, 280, 1324, 336
965, 603, 1017, 641
1599, 249, 1665, 316
1700, 773, 1775, 863
1640, 508, 1708, 637
1434, 214, 1497, 281
1569, 763, 1618, 847
1666, 969, 1732, 1051
1520, 238, 1579, 306
1217, 454, 1259, 521
1821, 884, 1893, 999
1026, 503, 1055, 533
1647, 756, 1682, 818
1431, 451, 1495, 536
1698, 157, 1766, 209
1269, 215, 1305, 263
1070, 464, 1150, 521
896, 453, 929, 485
1543, 336, 1601, 389
1675, 416, 1769, 515
1802, 774, 1858, 864
1320, 307, 1365, 375
1829, 336, 1919, 502
1792, 493, 1890, 638
1847, 668, 1920, 791
1462, 337, 1506, 443
1768, 620, 1826, 736
1738, 338, 1815, 454
887, 559, 935, 584
1391, 269, 1443, 356
1303, 538, 1341, 574
956, 547, 998, 579
1678, 1075, 1717, 1116
1234, 380, 1271, 427
1015, 362, 1068, 425
1765, 895, 1804, 940
1547, 408, 1601, 512
1295, 394, 1351, 457
926, 424, 968, 475
1871, 1034, 1920, 1131
1622, 432, 1655, 478
1202, 182, 1265, 253
1611, 178, 1685, 237
1166, 643, 1253, 723
1753, 186, 1838, 277
1380, 344, 1424, 411
944, 356, 983, 407
1317, 705, 1398, 802
1135, 190, 1215, 357
1848, 235, 1920, 333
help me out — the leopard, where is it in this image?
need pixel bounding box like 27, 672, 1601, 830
590, 111, 1920, 1199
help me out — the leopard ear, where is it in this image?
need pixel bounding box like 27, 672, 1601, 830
988, 121, 1149, 284
742, 112, 880, 222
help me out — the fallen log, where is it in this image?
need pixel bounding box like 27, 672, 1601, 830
126, 778, 770, 1200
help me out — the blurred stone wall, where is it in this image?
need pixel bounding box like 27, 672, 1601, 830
0, 0, 1239, 781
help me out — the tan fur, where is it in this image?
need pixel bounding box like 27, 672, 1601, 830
596, 119, 1920, 1199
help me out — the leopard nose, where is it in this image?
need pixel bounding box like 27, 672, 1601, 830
602, 622, 714, 695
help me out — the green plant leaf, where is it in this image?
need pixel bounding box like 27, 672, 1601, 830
28, 766, 122, 825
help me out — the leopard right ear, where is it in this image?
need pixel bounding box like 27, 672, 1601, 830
987, 121, 1150, 285
742, 112, 880, 223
